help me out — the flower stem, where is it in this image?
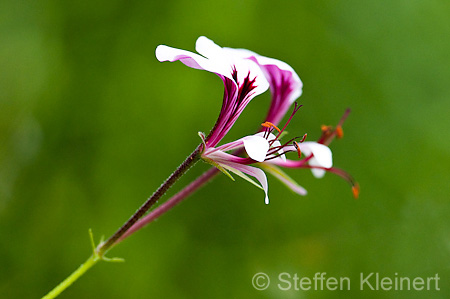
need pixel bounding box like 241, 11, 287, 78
116, 147, 249, 243
116, 167, 220, 243
97, 146, 201, 256
42, 255, 99, 299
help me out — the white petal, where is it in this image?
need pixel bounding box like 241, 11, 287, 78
254, 132, 286, 161
309, 158, 326, 178
155, 43, 233, 81
222, 47, 258, 59
155, 45, 208, 70
195, 36, 224, 60
243, 135, 270, 162
300, 142, 333, 168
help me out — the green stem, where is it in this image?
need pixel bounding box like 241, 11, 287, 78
42, 255, 99, 299
42, 146, 201, 298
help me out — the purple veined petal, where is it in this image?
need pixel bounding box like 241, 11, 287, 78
224, 48, 303, 126
260, 62, 302, 126
196, 37, 269, 95
220, 161, 270, 204
157, 37, 270, 149
261, 164, 307, 196
242, 135, 270, 162
204, 78, 239, 148
244, 53, 303, 105
300, 142, 333, 169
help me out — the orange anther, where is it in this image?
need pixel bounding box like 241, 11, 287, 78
336, 125, 344, 139
293, 141, 302, 158
261, 121, 281, 133
321, 125, 332, 132
352, 183, 360, 199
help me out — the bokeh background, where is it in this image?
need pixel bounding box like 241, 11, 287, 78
1, 0, 449, 298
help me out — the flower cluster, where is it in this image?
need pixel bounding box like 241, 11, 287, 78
156, 36, 357, 204
41, 36, 359, 299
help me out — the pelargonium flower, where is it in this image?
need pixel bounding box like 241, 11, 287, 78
117, 38, 310, 240
156, 36, 357, 205
41, 36, 359, 299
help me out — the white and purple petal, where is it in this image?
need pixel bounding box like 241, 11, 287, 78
203, 149, 248, 165
157, 37, 270, 149
224, 48, 303, 126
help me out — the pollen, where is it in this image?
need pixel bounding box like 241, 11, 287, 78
336, 125, 344, 139
352, 183, 360, 199
261, 121, 281, 133
293, 141, 302, 158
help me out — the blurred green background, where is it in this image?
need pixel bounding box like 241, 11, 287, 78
1, 0, 449, 298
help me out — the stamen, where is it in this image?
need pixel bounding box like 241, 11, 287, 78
318, 109, 351, 145
261, 122, 271, 129
261, 103, 307, 157
275, 102, 302, 141
352, 183, 360, 199
261, 121, 281, 133
321, 125, 332, 132
299, 133, 307, 143
338, 108, 351, 128
264, 149, 296, 161
262, 125, 270, 139
336, 125, 344, 139
293, 141, 302, 158
269, 136, 302, 152
311, 166, 359, 199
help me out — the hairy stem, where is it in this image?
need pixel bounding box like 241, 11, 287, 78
97, 146, 201, 256
117, 167, 220, 243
